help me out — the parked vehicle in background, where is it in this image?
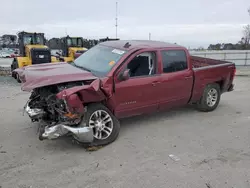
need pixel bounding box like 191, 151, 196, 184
14, 40, 236, 147
48, 36, 88, 62
10, 31, 60, 83
0, 51, 11, 58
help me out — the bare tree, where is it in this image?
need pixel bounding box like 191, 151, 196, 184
242, 25, 250, 49
248, 7, 250, 15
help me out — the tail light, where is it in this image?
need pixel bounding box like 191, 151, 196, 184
231, 66, 236, 81
233, 67, 236, 79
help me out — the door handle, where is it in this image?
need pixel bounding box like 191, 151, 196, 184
152, 81, 161, 86
185, 76, 192, 80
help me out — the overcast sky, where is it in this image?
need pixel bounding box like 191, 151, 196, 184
0, 0, 249, 48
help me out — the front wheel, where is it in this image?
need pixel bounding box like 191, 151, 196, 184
82, 103, 120, 146
196, 83, 221, 112
11, 59, 21, 83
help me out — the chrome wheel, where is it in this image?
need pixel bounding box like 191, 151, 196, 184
206, 88, 218, 107
88, 110, 113, 140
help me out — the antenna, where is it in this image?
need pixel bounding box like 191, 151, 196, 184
115, 2, 118, 39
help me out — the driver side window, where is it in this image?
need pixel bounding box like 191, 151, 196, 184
127, 52, 156, 78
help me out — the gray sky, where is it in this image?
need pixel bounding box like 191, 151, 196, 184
0, 0, 249, 48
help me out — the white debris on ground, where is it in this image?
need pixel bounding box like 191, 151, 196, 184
169, 154, 180, 162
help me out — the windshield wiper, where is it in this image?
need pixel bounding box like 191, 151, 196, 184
79, 66, 92, 73
71, 62, 96, 75
71, 62, 90, 71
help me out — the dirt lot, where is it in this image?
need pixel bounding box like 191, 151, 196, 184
0, 76, 250, 188
0, 58, 12, 67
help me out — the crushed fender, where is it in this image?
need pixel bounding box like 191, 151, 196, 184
56, 79, 106, 103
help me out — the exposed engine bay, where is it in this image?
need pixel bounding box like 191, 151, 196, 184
25, 80, 94, 143
28, 81, 85, 123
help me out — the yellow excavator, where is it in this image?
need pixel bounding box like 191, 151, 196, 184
11, 31, 58, 82
51, 36, 88, 62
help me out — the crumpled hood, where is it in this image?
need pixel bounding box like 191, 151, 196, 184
14, 62, 97, 92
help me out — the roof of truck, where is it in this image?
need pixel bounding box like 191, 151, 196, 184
100, 40, 184, 50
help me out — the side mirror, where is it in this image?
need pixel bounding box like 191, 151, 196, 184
119, 69, 130, 81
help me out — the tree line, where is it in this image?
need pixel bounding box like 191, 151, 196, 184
208, 8, 250, 50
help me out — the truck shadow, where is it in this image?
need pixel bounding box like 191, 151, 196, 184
119, 105, 198, 136
27, 106, 208, 151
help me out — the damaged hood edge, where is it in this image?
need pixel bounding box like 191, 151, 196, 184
21, 74, 98, 92
14, 62, 98, 92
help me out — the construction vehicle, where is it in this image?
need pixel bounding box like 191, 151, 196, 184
48, 36, 88, 62
11, 31, 58, 82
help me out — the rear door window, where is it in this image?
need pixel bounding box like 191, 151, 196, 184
161, 50, 188, 73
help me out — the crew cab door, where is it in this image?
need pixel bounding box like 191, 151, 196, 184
112, 49, 162, 118
157, 49, 193, 110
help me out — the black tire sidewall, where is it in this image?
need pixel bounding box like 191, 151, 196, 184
14, 60, 21, 83
85, 103, 120, 146
198, 83, 221, 112
11, 59, 18, 79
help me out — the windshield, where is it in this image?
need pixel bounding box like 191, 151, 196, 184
67, 38, 83, 47
23, 35, 44, 45
74, 45, 127, 77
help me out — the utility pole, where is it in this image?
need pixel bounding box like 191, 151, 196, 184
115, 2, 118, 39
149, 33, 151, 40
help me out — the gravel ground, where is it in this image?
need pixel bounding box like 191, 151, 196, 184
0, 58, 12, 67
0, 76, 250, 188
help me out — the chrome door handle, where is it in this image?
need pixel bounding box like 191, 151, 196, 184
152, 81, 161, 86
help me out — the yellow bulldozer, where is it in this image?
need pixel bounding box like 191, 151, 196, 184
11, 31, 58, 82
49, 36, 88, 62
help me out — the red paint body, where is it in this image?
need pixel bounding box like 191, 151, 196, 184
15, 40, 236, 119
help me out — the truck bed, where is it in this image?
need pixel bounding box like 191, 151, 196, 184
191, 56, 232, 69
189, 56, 235, 103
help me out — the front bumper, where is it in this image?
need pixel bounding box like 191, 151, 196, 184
24, 103, 44, 119
41, 124, 94, 143
24, 101, 94, 143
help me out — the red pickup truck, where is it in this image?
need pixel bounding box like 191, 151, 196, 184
15, 40, 236, 147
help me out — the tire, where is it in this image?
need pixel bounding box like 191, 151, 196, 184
196, 83, 221, 112
16, 73, 21, 83
82, 103, 120, 146
11, 65, 16, 79
11, 59, 21, 83
11, 59, 16, 78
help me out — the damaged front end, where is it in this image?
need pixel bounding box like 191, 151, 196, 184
24, 79, 106, 144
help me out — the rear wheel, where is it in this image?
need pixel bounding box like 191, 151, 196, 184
196, 83, 221, 112
82, 103, 120, 147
